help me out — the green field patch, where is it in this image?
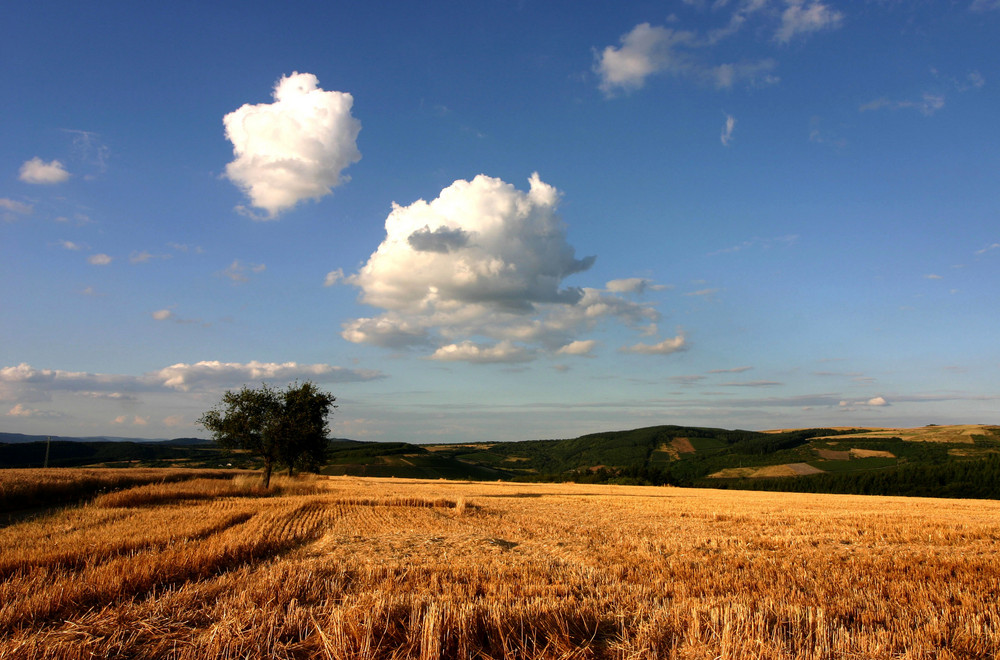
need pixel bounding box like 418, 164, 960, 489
810, 457, 898, 473
687, 437, 726, 452
650, 450, 675, 464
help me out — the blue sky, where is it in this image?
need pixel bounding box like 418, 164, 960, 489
2, 0, 999, 443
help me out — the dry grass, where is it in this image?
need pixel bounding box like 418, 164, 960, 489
0, 467, 243, 516
810, 424, 999, 445
708, 463, 825, 479
849, 448, 896, 459
1, 474, 998, 658
816, 449, 851, 460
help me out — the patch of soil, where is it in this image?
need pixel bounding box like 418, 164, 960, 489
671, 437, 696, 453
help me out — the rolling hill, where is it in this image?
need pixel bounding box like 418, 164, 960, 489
3, 424, 999, 499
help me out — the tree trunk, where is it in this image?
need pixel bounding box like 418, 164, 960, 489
262, 460, 273, 489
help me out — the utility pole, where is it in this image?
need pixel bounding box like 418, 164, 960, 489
44, 436, 50, 469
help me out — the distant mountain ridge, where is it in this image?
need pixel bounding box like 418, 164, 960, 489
0, 432, 206, 445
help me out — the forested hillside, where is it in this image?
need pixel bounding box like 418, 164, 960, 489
4, 425, 999, 499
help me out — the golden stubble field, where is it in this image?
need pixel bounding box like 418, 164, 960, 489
1, 472, 998, 659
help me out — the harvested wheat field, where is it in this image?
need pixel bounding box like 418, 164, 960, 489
1, 472, 999, 659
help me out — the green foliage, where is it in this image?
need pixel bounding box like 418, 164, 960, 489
726, 429, 856, 456
198, 381, 336, 488
8, 422, 999, 500
807, 457, 898, 473
714, 454, 1000, 500
972, 429, 1000, 448
326, 442, 426, 464
686, 436, 727, 451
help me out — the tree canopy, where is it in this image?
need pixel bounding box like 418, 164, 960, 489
198, 382, 336, 488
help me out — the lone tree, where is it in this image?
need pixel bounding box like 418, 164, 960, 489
198, 381, 336, 488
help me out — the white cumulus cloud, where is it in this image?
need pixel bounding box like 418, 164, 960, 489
0, 361, 382, 404
18, 157, 71, 184
556, 340, 598, 357
223, 72, 361, 218
0, 364, 134, 402
349, 173, 593, 313
151, 360, 381, 391
430, 341, 533, 364
341, 174, 663, 362
88, 253, 112, 266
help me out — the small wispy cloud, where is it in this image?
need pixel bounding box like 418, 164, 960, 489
970, 0, 1000, 12
6, 404, 58, 418
222, 260, 266, 283
594, 22, 776, 96
720, 380, 782, 387
167, 242, 204, 254
932, 69, 986, 92
620, 334, 686, 355
163, 415, 186, 428
814, 370, 864, 378
55, 213, 94, 227
151, 308, 204, 326
839, 396, 890, 409
130, 250, 170, 264
671, 374, 707, 385
774, 0, 844, 44
323, 268, 344, 287
860, 93, 945, 117
79, 391, 137, 402
709, 235, 798, 256
19, 157, 71, 184
1, 198, 33, 221
605, 278, 672, 294
720, 114, 736, 146
87, 254, 112, 266
112, 415, 148, 426
684, 288, 719, 297
975, 242, 999, 256
808, 116, 847, 149
708, 366, 753, 374
64, 129, 110, 179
